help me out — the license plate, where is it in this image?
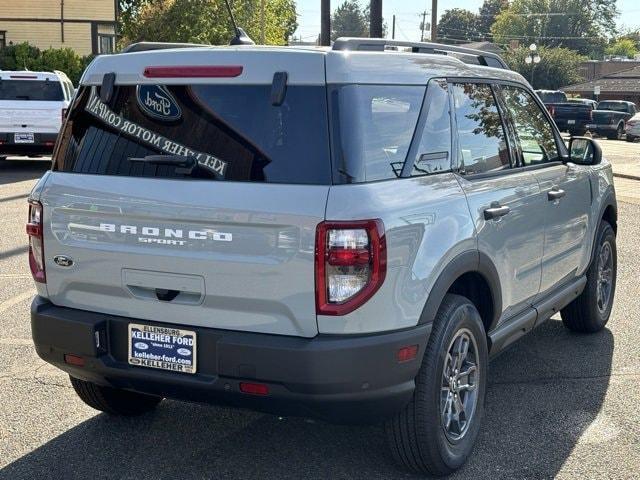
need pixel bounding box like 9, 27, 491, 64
14, 132, 34, 143
567, 120, 576, 125
128, 323, 196, 374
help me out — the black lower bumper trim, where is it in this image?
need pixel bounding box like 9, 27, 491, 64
31, 297, 431, 423
0, 132, 57, 156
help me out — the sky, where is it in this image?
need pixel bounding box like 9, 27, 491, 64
291, 0, 640, 44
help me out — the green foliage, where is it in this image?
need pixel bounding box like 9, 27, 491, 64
437, 8, 479, 43
120, 0, 297, 46
503, 46, 588, 89
605, 38, 639, 59
477, 0, 509, 39
331, 1, 368, 41
0, 42, 92, 85
491, 0, 617, 56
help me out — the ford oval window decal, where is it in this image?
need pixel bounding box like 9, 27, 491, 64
136, 85, 182, 122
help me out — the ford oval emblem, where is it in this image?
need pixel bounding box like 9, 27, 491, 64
177, 348, 191, 356
136, 85, 182, 122
53, 255, 74, 267
134, 342, 149, 350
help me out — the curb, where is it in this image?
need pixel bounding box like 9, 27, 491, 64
613, 172, 640, 181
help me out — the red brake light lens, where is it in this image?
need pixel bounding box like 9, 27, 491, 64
26, 200, 46, 283
239, 382, 269, 396
315, 220, 386, 316
143, 65, 243, 78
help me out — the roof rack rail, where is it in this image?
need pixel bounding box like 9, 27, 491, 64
120, 42, 210, 54
332, 37, 509, 70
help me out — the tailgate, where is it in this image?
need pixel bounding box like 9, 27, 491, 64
41, 49, 331, 338
0, 101, 62, 131
41, 173, 327, 337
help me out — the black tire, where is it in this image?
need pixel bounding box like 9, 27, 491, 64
561, 221, 616, 333
385, 294, 488, 476
69, 375, 163, 416
626, 135, 636, 143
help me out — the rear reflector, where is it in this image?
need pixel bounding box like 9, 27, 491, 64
239, 382, 269, 396
64, 354, 85, 367
143, 65, 243, 78
397, 345, 419, 363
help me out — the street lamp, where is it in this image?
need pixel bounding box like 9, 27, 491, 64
525, 43, 541, 86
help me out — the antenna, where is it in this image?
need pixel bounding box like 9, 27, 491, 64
223, 0, 255, 45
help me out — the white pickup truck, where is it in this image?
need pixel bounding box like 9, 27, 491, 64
0, 70, 74, 159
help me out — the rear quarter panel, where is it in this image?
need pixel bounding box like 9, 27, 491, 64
320, 174, 475, 334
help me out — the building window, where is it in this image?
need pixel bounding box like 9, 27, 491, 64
98, 34, 115, 54
0, 31, 6, 50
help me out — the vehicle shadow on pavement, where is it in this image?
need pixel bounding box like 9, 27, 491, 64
0, 159, 50, 187
0, 319, 613, 480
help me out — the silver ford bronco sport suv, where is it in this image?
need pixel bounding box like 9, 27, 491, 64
28, 38, 617, 475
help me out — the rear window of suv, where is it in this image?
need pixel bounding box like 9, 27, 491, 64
53, 83, 331, 184
0, 79, 64, 101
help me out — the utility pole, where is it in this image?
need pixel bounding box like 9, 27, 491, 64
420, 10, 427, 42
431, 0, 437, 42
392, 14, 396, 40
370, 0, 383, 38
320, 0, 331, 46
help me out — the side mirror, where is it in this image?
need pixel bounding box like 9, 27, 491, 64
568, 137, 602, 165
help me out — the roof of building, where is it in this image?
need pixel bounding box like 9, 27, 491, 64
563, 65, 640, 93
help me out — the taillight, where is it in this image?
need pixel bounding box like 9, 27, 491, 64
62, 108, 68, 123
26, 200, 45, 283
143, 65, 243, 78
315, 220, 386, 315
589, 109, 593, 121
548, 105, 555, 117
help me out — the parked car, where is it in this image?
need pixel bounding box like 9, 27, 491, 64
0, 70, 74, 159
625, 113, 640, 142
534, 90, 594, 136
587, 100, 638, 140
28, 39, 618, 476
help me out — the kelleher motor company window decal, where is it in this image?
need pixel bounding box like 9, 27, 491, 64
85, 87, 228, 177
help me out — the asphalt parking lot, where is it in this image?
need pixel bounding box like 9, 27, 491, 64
1, 151, 639, 479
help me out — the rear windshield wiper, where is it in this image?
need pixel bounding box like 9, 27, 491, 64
127, 154, 218, 179
128, 154, 198, 174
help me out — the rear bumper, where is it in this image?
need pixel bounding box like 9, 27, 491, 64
0, 132, 57, 155
554, 119, 588, 132
31, 297, 430, 423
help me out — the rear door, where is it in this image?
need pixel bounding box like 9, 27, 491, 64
497, 84, 591, 296
41, 55, 330, 338
0, 78, 66, 134
451, 82, 545, 323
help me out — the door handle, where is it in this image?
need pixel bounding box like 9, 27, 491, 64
484, 204, 510, 220
547, 188, 566, 201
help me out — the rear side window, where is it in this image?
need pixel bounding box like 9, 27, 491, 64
53, 84, 331, 184
450, 83, 510, 175
409, 79, 452, 176
330, 85, 425, 183
0, 79, 64, 101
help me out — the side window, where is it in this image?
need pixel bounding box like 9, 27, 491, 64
498, 85, 559, 166
410, 79, 451, 176
450, 82, 510, 175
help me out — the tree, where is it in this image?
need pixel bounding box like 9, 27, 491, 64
605, 38, 639, 59
331, 1, 368, 41
491, 0, 618, 56
121, 0, 297, 46
503, 46, 588, 89
437, 8, 479, 44
477, 0, 508, 40
0, 42, 91, 85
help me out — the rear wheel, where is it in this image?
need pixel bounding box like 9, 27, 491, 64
385, 294, 487, 476
561, 221, 616, 333
609, 124, 624, 140
626, 135, 636, 143
70, 376, 163, 416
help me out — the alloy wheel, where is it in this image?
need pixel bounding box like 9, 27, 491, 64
440, 328, 480, 442
596, 240, 613, 315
